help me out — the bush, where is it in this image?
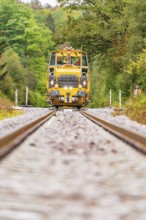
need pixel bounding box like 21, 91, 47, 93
124, 94, 146, 124
0, 94, 13, 109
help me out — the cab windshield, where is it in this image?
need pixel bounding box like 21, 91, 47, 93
57, 56, 81, 66
71, 57, 80, 66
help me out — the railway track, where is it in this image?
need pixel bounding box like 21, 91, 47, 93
1, 108, 146, 160
80, 110, 146, 154
0, 109, 56, 159
0, 109, 146, 220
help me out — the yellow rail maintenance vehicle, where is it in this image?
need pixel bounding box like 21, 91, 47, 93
46, 47, 90, 108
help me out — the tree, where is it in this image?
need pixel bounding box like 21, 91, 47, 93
45, 13, 55, 32
55, 0, 146, 106
0, 0, 55, 106
30, 0, 43, 10
0, 0, 33, 55
0, 48, 27, 102
55, 0, 127, 58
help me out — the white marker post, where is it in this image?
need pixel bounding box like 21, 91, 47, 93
15, 89, 18, 106
119, 90, 122, 108
110, 89, 112, 108
26, 86, 28, 106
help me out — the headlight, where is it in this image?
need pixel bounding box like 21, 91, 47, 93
50, 90, 59, 96
80, 75, 87, 88
55, 84, 59, 88
79, 84, 82, 88
78, 91, 86, 97
82, 80, 87, 87
50, 80, 54, 86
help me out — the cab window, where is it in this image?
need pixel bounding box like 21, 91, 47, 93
50, 53, 56, 66
57, 56, 67, 65
82, 54, 88, 66
71, 56, 81, 66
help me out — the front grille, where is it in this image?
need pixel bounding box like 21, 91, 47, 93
58, 74, 79, 88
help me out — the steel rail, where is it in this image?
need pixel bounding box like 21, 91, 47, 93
80, 110, 146, 154
0, 110, 56, 159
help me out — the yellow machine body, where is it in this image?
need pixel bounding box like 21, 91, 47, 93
46, 47, 90, 107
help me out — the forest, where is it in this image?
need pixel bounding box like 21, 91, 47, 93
0, 0, 146, 108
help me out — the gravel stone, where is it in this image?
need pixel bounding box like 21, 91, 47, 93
0, 107, 51, 138
0, 110, 146, 220
87, 108, 146, 136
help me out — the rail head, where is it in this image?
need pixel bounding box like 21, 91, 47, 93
80, 110, 146, 154
0, 109, 57, 159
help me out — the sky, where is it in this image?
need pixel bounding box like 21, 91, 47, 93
22, 0, 59, 6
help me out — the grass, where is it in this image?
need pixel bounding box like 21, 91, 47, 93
0, 109, 24, 120
113, 94, 146, 125
0, 96, 24, 120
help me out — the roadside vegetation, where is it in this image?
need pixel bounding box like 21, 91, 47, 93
122, 95, 146, 124
113, 94, 146, 124
0, 96, 24, 120
0, 0, 146, 123
0, 109, 24, 120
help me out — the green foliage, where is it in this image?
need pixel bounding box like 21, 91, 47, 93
0, 0, 33, 54
0, 95, 24, 120
56, 0, 146, 108
30, 0, 43, 10
126, 47, 146, 87
0, 93, 13, 108
124, 94, 146, 124
0, 109, 24, 120
28, 90, 48, 107
0, 0, 55, 107
55, 0, 126, 57
0, 49, 25, 101
0, 0, 146, 109
88, 55, 109, 108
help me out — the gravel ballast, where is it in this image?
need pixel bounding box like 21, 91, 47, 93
87, 108, 146, 136
0, 109, 146, 220
0, 107, 51, 138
